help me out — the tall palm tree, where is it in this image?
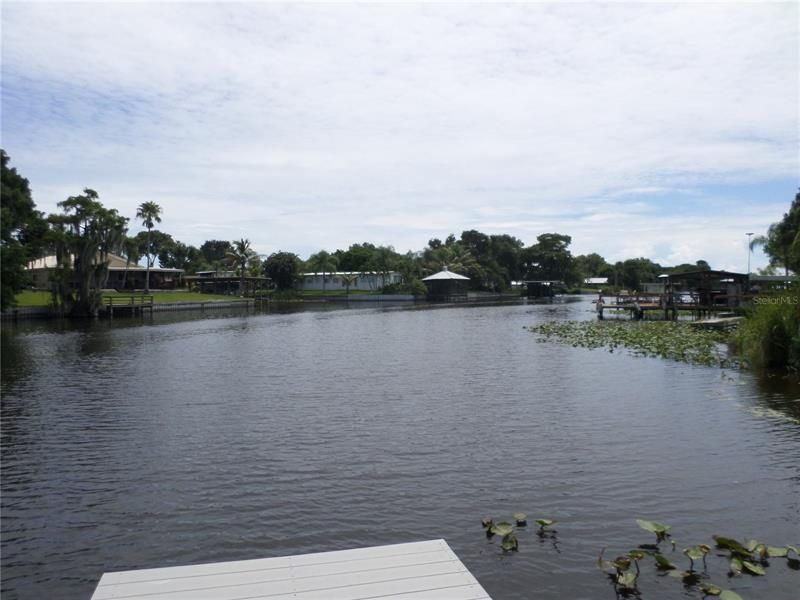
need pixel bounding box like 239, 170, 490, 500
227, 238, 256, 296
136, 201, 162, 293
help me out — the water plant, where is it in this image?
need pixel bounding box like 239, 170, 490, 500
481, 518, 518, 552
480, 513, 559, 553
636, 519, 672, 545
592, 521, 797, 599
682, 544, 711, 570
529, 320, 738, 368
535, 518, 556, 533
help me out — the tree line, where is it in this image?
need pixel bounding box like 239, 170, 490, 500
3, 149, 798, 314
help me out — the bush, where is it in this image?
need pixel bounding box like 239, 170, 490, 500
735, 290, 800, 371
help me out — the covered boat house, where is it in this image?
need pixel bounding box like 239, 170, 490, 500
422, 267, 469, 302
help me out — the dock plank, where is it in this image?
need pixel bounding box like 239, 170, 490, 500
91, 539, 491, 600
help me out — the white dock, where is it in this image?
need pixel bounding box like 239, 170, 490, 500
90, 539, 492, 600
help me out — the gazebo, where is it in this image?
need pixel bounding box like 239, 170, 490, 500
422, 267, 469, 302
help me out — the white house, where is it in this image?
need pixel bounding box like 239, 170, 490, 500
297, 271, 402, 292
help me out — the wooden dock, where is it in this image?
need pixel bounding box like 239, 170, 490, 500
90, 539, 492, 600
104, 294, 154, 317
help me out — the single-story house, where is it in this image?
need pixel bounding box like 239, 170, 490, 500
27, 253, 184, 290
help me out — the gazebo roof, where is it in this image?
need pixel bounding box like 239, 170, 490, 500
422, 267, 469, 281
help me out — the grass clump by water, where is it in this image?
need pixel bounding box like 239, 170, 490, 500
529, 320, 737, 368
734, 291, 800, 372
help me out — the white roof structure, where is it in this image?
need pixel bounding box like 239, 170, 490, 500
422, 267, 469, 281
90, 539, 492, 600
584, 277, 608, 285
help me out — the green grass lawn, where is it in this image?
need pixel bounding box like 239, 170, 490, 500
13, 290, 238, 307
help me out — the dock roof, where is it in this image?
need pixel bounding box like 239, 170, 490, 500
422, 267, 469, 281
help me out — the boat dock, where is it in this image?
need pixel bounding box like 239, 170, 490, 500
90, 539, 492, 600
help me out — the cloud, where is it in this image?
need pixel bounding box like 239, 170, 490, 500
1, 2, 796, 269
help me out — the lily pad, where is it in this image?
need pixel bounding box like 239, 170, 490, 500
683, 545, 710, 560
491, 522, 514, 537
741, 560, 765, 576
535, 518, 556, 528
513, 512, 527, 526
636, 519, 670, 534
700, 582, 723, 595
616, 571, 637, 589
767, 546, 788, 558
500, 533, 518, 552
729, 557, 743, 575
654, 553, 676, 570
628, 550, 646, 561
713, 535, 752, 558
719, 591, 744, 600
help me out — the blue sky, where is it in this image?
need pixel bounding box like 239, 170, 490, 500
2, 1, 797, 272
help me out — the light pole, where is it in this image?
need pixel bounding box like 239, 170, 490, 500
746, 232, 754, 275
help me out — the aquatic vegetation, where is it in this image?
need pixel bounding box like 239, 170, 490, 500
529, 320, 738, 368
594, 521, 798, 598
481, 517, 518, 553
535, 518, 556, 532
480, 513, 557, 553
682, 544, 711, 570
636, 519, 672, 544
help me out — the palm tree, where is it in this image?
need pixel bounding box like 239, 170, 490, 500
121, 236, 141, 290
227, 238, 256, 296
136, 201, 162, 293
339, 273, 357, 298
306, 250, 338, 293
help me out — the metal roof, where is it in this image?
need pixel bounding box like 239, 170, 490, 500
422, 267, 469, 281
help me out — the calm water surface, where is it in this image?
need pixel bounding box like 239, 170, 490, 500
2, 299, 799, 599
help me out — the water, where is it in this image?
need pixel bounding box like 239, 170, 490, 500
2, 298, 798, 599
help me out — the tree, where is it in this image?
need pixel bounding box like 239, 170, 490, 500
522, 233, 578, 285
136, 201, 162, 292
334, 242, 377, 272
758, 190, 800, 275
158, 240, 203, 272
306, 250, 338, 293
49, 189, 128, 316
1, 150, 46, 310
133, 230, 174, 282
620, 257, 661, 290
121, 235, 141, 290
227, 238, 256, 296
422, 242, 481, 282
199, 239, 233, 265
339, 273, 357, 297
574, 253, 610, 281
263, 251, 301, 290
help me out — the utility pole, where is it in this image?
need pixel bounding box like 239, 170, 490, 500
746, 232, 754, 275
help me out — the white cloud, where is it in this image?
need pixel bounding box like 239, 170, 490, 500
1, 2, 796, 269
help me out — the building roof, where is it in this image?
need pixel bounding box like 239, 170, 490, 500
584, 277, 608, 285
422, 267, 469, 281
667, 269, 747, 281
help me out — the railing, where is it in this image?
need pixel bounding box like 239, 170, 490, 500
105, 294, 154, 307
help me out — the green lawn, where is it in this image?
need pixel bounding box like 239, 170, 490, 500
13, 290, 238, 307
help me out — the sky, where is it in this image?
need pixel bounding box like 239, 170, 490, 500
2, 1, 798, 272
